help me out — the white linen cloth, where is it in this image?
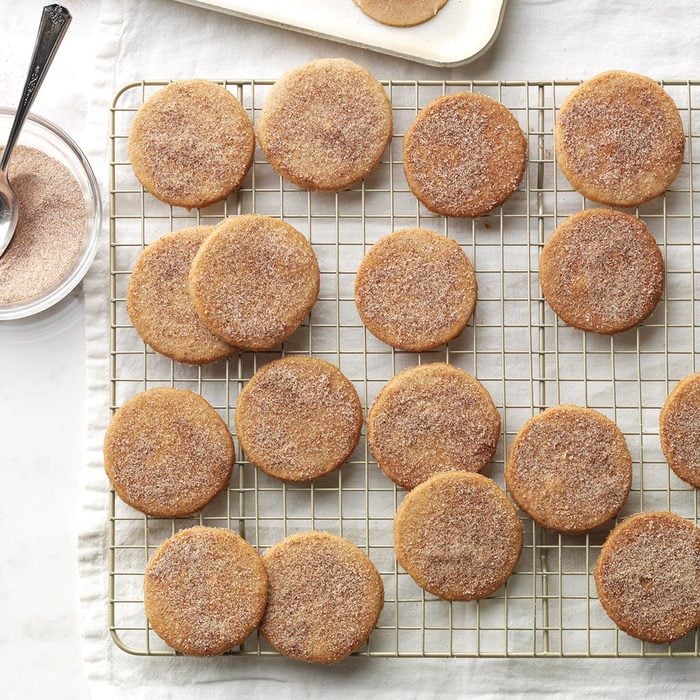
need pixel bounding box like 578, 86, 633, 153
76, 0, 700, 697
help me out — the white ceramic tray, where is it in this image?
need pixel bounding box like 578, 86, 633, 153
173, 0, 508, 67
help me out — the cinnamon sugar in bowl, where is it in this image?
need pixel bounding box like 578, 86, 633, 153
0, 108, 100, 320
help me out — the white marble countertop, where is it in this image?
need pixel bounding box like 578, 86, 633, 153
2, 1, 699, 697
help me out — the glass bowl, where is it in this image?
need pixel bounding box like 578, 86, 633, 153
0, 108, 101, 320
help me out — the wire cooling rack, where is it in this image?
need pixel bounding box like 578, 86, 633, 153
109, 79, 700, 658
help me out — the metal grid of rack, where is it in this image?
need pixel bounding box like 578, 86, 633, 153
109, 79, 700, 658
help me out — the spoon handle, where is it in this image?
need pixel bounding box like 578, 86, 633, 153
0, 5, 72, 172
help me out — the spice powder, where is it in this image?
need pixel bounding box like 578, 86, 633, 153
0, 144, 87, 306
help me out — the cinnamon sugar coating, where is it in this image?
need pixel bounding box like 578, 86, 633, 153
660, 373, 700, 488
0, 145, 87, 305
594, 512, 699, 643
555, 71, 685, 207
235, 357, 363, 482
394, 471, 523, 601
127, 226, 236, 364
128, 80, 255, 209
103, 388, 234, 517
403, 92, 527, 218
353, 0, 448, 26
144, 527, 268, 655
354, 228, 476, 351
368, 363, 500, 489
505, 405, 632, 534
260, 531, 384, 663
539, 209, 664, 335
258, 58, 392, 191
189, 215, 320, 350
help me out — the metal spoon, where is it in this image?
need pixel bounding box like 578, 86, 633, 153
0, 4, 71, 259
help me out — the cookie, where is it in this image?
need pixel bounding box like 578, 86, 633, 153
144, 527, 268, 655
354, 228, 476, 351
126, 226, 236, 364
258, 58, 392, 191
189, 215, 320, 350
353, 0, 448, 26
594, 512, 700, 644
128, 80, 255, 209
235, 357, 363, 482
539, 209, 664, 335
505, 405, 632, 534
103, 388, 234, 518
555, 70, 685, 207
394, 471, 523, 600
260, 531, 384, 663
368, 363, 500, 489
660, 373, 700, 488
403, 92, 527, 217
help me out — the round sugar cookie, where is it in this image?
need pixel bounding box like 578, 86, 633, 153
144, 527, 268, 655
353, 0, 449, 26
505, 405, 632, 534
393, 471, 523, 601
403, 92, 527, 217
128, 80, 255, 209
594, 512, 700, 644
127, 226, 236, 364
368, 363, 500, 489
539, 209, 664, 335
354, 228, 476, 351
235, 356, 363, 482
103, 388, 234, 518
660, 373, 700, 488
189, 215, 320, 351
258, 58, 392, 191
555, 70, 685, 207
260, 531, 384, 663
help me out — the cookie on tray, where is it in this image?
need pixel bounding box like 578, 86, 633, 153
189, 215, 320, 351
555, 70, 685, 207
394, 471, 523, 601
594, 512, 700, 644
126, 226, 236, 365
144, 527, 268, 655
260, 531, 384, 663
505, 405, 632, 534
660, 372, 700, 488
128, 80, 255, 209
353, 0, 449, 26
403, 92, 527, 217
367, 363, 500, 489
354, 228, 476, 351
235, 356, 363, 482
539, 209, 664, 335
103, 388, 234, 517
258, 58, 392, 191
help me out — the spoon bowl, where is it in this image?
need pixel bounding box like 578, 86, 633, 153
0, 170, 18, 258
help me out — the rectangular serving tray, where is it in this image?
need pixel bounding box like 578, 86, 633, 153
172, 0, 508, 67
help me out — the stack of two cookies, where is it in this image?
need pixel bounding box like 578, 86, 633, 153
126, 214, 320, 365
